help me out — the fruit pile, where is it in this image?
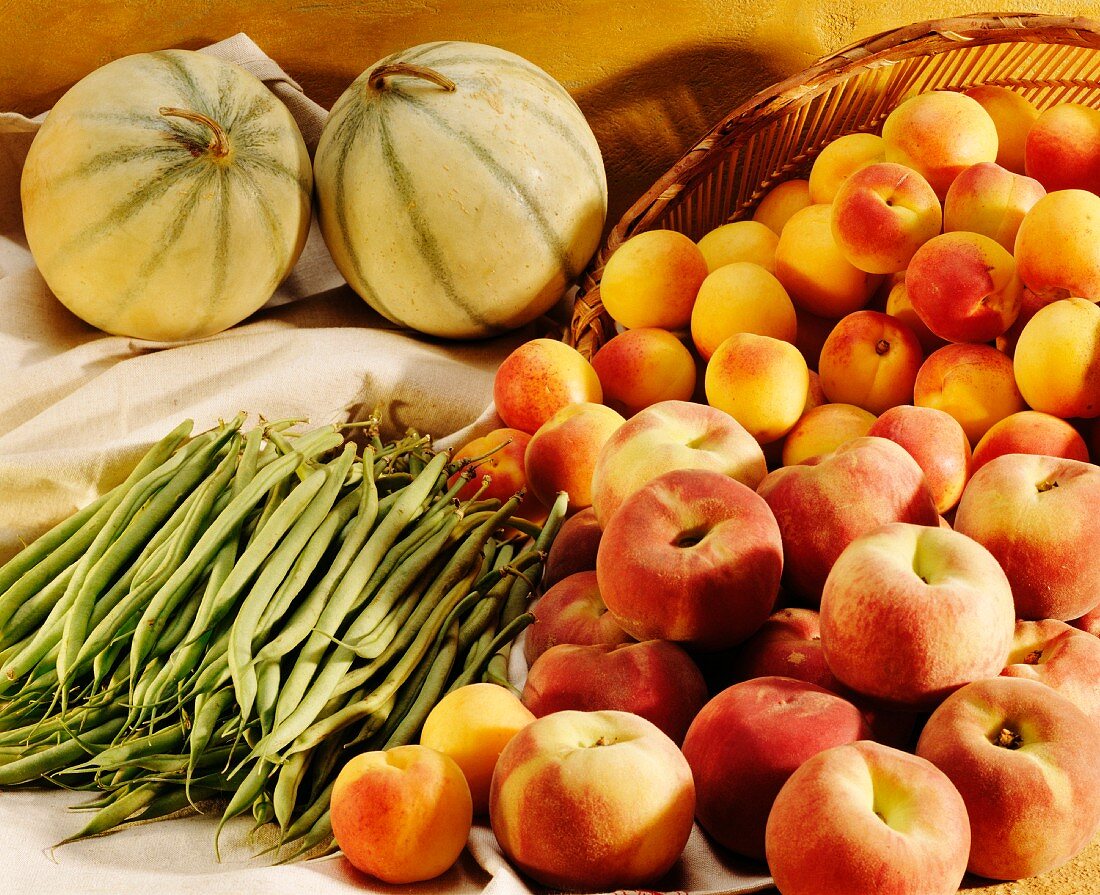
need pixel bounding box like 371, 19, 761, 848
361, 86, 1100, 895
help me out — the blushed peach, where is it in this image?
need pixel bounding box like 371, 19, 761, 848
730, 608, 842, 693
913, 343, 1026, 443
1014, 189, 1100, 302
705, 332, 809, 443
753, 178, 812, 233
964, 85, 1040, 174
868, 405, 972, 513
494, 338, 602, 434
885, 279, 942, 353
1002, 619, 1100, 728
818, 310, 923, 414
449, 428, 544, 523
696, 220, 779, 272
781, 403, 876, 467
971, 410, 1091, 472
525, 402, 624, 511
809, 133, 887, 204
943, 162, 1045, 252
524, 571, 632, 665
541, 507, 602, 587
882, 90, 999, 197
591, 327, 696, 416
599, 229, 708, 330
690, 262, 797, 360
1014, 297, 1100, 419
1025, 102, 1100, 194
775, 204, 883, 318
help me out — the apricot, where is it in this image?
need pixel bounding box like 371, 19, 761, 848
964, 85, 1040, 174
599, 229, 708, 330
914, 343, 1025, 443
449, 428, 545, 523
885, 279, 941, 354
943, 162, 1045, 252
809, 133, 887, 204
690, 261, 797, 360
1014, 298, 1100, 419
1014, 189, 1100, 302
525, 402, 624, 510
696, 220, 779, 272
493, 338, 601, 434
972, 410, 1090, 472
591, 327, 696, 416
781, 403, 877, 467
753, 178, 812, 233
1025, 102, 1100, 194
818, 310, 923, 415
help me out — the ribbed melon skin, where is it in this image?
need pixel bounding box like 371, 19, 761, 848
314, 41, 608, 340
21, 50, 312, 342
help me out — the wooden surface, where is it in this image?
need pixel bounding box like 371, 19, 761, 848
4, 2, 1100, 893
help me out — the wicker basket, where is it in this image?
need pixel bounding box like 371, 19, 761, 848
566, 12, 1100, 359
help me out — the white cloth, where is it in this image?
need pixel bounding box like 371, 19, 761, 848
0, 33, 774, 895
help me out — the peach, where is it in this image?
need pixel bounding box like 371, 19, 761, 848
916, 677, 1100, 880
808, 132, 887, 204
330, 745, 472, 883
752, 178, 812, 233
419, 683, 535, 816
820, 522, 1015, 706
885, 278, 942, 353
1014, 189, 1100, 302
598, 229, 708, 331
705, 332, 809, 444
943, 162, 1045, 252
867, 405, 971, 513
729, 607, 842, 693
757, 436, 940, 604
1014, 297, 1100, 419
449, 428, 545, 523
590, 327, 696, 416
690, 262, 797, 360
818, 310, 923, 414
1025, 102, 1100, 194
597, 468, 783, 649
882, 90, 999, 197
522, 640, 708, 745
541, 507, 602, 587
775, 204, 884, 318
524, 402, 624, 510
682, 677, 870, 859
906, 231, 1022, 344
590, 399, 767, 526
794, 308, 836, 371
696, 220, 779, 272
493, 338, 602, 434
524, 570, 632, 665
965, 84, 1040, 174
831, 162, 942, 274
766, 741, 970, 895
781, 403, 876, 467
489, 709, 695, 892
1072, 604, 1100, 638
954, 453, 1100, 620
1002, 619, 1100, 728
971, 410, 1091, 472
913, 343, 1026, 444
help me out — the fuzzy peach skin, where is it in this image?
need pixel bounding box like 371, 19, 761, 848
1002, 619, 1100, 728
913, 343, 1026, 444
972, 410, 1091, 473
1014, 189, 1100, 302
752, 178, 812, 234
599, 229, 708, 330
818, 310, 923, 415
541, 507, 602, 588
820, 522, 1015, 706
868, 405, 972, 514
781, 403, 876, 467
885, 279, 942, 354
1014, 297, 1100, 419
591, 328, 696, 417
882, 90, 999, 198
522, 640, 709, 745
420, 684, 536, 816
1025, 102, 1100, 195
775, 204, 884, 318
598, 468, 782, 649
591, 399, 766, 527
696, 220, 779, 272
705, 332, 809, 444
489, 709, 695, 892
449, 428, 545, 524
954, 453, 1100, 620
809, 133, 887, 203
524, 570, 633, 665
965, 85, 1040, 174
916, 677, 1100, 880
794, 308, 836, 371
525, 402, 624, 511
831, 162, 942, 274
330, 745, 473, 884
765, 741, 971, 895
690, 262, 797, 360
729, 608, 841, 691
943, 162, 1045, 252
493, 338, 602, 434
907, 231, 1023, 344
682, 677, 870, 859
757, 437, 939, 605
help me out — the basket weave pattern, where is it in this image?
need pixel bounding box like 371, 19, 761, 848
567, 13, 1100, 359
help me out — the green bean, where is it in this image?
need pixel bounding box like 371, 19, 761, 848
272, 750, 310, 831
214, 759, 271, 860
57, 782, 162, 845
0, 562, 77, 650
0, 715, 126, 785
255, 661, 280, 738
458, 613, 535, 692
384, 620, 459, 748
82, 723, 185, 770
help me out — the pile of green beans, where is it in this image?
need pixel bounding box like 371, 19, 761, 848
0, 416, 566, 860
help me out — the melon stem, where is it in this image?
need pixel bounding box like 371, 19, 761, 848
158, 107, 230, 158
367, 62, 456, 93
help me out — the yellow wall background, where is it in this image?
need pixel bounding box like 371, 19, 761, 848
3, 2, 1098, 224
